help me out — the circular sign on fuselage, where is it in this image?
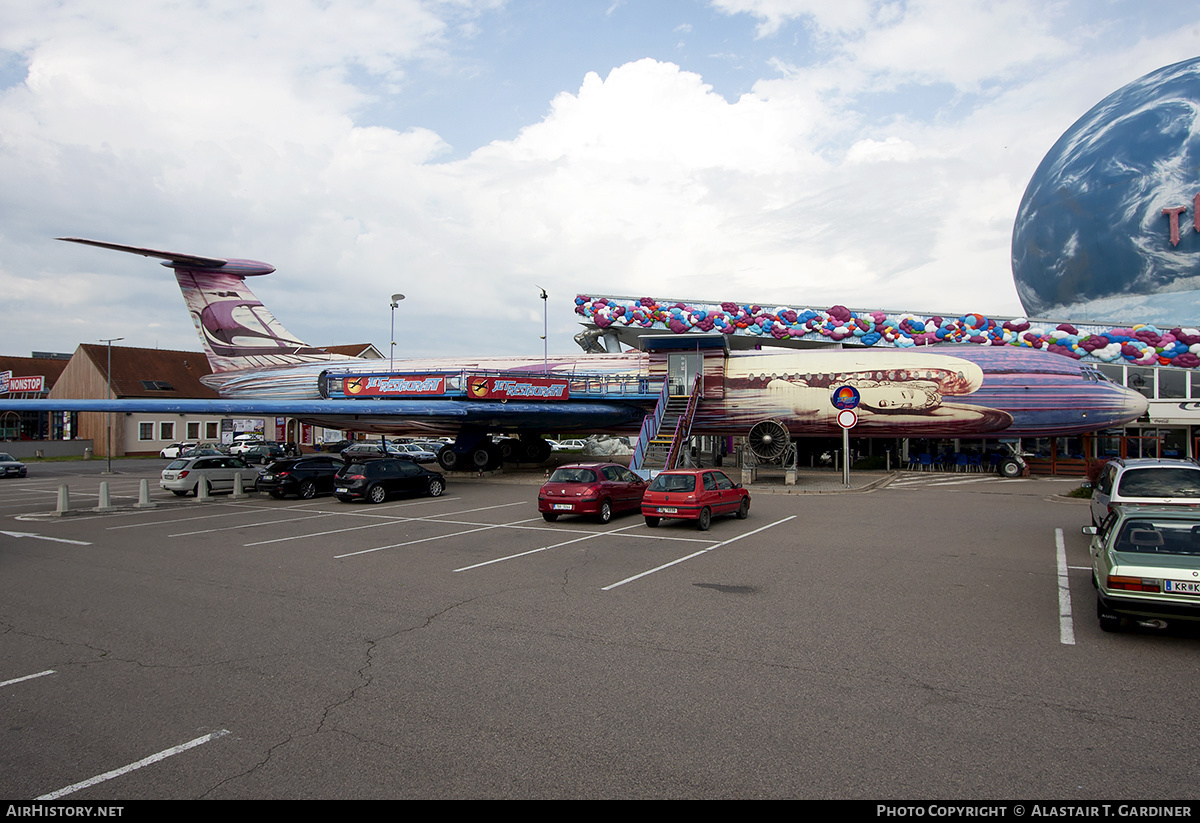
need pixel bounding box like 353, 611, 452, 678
831, 385, 861, 410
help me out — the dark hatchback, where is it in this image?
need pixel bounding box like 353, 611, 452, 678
334, 459, 446, 503
258, 456, 345, 499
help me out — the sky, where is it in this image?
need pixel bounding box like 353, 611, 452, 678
1, 0, 1198, 361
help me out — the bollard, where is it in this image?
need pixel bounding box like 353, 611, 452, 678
135, 478, 156, 509
232, 471, 249, 499
93, 480, 114, 513
197, 475, 212, 502
54, 484, 71, 517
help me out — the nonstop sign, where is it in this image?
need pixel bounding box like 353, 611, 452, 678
0, 371, 45, 394
343, 375, 446, 397
466, 376, 570, 401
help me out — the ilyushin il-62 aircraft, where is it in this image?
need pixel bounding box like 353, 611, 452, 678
2, 238, 1148, 471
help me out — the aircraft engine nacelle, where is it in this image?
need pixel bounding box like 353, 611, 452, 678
747, 419, 790, 462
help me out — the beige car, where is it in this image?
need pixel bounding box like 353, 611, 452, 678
161, 455, 259, 496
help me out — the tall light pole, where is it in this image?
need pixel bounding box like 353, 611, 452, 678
537, 286, 548, 372
100, 336, 124, 474
389, 294, 405, 373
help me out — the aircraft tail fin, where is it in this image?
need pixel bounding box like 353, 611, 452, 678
59, 238, 357, 373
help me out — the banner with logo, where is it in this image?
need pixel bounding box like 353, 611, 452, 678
342, 375, 446, 397
466, 376, 570, 401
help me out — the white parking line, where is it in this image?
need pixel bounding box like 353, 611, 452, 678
246, 500, 517, 546
336, 515, 544, 558
602, 516, 797, 591
453, 523, 644, 571
36, 729, 230, 800
1056, 527, 1075, 645
0, 670, 55, 688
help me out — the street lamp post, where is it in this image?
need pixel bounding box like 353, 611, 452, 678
389, 294, 405, 373
100, 336, 124, 473
537, 286, 548, 372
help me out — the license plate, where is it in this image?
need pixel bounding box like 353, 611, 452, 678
335, 487, 348, 494
262, 474, 273, 480
658, 507, 678, 514
553, 503, 573, 510
1164, 579, 1200, 594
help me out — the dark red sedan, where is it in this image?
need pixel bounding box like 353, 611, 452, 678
641, 469, 750, 530
538, 463, 648, 523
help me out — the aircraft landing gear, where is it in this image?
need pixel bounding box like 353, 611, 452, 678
438, 432, 553, 472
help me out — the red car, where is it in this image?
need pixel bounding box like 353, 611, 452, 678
641, 469, 750, 530
538, 463, 648, 523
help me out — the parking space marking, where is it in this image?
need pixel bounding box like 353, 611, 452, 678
244, 499, 513, 546
36, 729, 231, 800
169, 511, 342, 537
602, 516, 798, 591
336, 515, 545, 559
453, 523, 645, 572
0, 669, 55, 689
1056, 527, 1076, 646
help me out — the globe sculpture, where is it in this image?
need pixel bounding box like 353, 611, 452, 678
1012, 56, 1200, 326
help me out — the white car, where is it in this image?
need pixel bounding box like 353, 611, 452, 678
159, 442, 198, 459
229, 435, 266, 455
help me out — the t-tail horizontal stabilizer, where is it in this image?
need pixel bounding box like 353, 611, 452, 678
58, 237, 354, 373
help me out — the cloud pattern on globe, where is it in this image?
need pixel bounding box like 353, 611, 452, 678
1012, 57, 1200, 326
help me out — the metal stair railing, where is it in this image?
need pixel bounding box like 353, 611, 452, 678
629, 377, 671, 472
662, 378, 703, 470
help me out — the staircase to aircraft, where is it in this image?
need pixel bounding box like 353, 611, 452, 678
630, 378, 702, 473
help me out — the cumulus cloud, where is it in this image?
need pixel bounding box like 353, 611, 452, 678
0, 0, 1195, 361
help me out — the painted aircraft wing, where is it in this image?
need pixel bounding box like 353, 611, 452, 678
0, 397, 646, 430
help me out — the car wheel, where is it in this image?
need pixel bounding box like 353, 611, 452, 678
598, 499, 613, 524
269, 490, 286, 499
645, 516, 659, 527
368, 484, 386, 504
696, 507, 712, 531
999, 459, 1022, 478
736, 498, 750, 520
542, 511, 559, 522
427, 478, 444, 497
171, 489, 189, 497
1097, 597, 1121, 633
298, 479, 317, 500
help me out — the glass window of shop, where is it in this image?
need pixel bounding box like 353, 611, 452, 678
1159, 368, 1187, 398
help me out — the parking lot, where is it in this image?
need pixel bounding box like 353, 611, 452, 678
2, 460, 1199, 799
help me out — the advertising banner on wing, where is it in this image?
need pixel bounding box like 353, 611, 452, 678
343, 375, 446, 397
466, 376, 570, 401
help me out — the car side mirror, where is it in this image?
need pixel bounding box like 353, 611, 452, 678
1081, 526, 1098, 535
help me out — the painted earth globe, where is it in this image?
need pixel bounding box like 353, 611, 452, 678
1012, 56, 1200, 326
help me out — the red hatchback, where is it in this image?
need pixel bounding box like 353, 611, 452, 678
538, 463, 648, 523
641, 469, 750, 530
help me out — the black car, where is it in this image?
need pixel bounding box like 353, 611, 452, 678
334, 459, 446, 503
241, 443, 288, 464
258, 456, 345, 499
0, 452, 27, 478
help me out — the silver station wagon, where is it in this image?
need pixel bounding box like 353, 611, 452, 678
161, 455, 259, 497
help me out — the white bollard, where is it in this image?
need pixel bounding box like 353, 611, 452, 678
232, 472, 248, 499
135, 478, 156, 509
54, 484, 71, 516
93, 481, 114, 513
197, 475, 212, 502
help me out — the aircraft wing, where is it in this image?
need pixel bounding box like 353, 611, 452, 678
0, 397, 647, 431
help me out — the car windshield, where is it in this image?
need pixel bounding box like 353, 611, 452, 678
0, 453, 14, 461
548, 467, 597, 483
649, 474, 696, 492
1117, 468, 1200, 498
166, 459, 188, 470
1114, 518, 1200, 555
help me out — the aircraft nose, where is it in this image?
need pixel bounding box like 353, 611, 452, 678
1126, 387, 1149, 420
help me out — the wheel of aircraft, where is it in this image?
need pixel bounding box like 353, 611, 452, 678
522, 438, 552, 464
436, 445, 460, 472
497, 438, 520, 462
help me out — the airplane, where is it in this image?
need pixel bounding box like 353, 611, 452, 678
0, 238, 1149, 471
